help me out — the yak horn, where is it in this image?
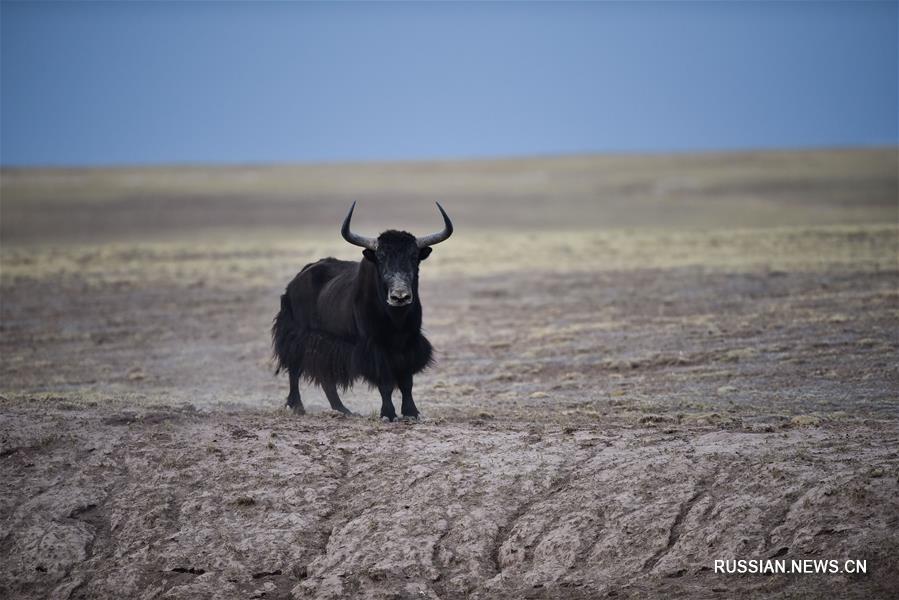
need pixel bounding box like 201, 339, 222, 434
341, 202, 378, 250
416, 202, 454, 248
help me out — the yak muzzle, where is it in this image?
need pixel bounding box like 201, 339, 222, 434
387, 288, 413, 307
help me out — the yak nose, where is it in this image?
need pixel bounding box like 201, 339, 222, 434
389, 290, 413, 306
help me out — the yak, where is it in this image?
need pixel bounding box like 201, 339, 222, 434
272, 202, 453, 421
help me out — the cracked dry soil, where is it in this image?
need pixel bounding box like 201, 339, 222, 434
1, 405, 898, 599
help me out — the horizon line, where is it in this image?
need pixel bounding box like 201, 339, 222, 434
1, 142, 896, 171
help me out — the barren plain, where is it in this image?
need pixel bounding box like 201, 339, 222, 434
1, 149, 898, 598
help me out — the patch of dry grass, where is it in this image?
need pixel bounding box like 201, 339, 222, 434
2, 224, 896, 288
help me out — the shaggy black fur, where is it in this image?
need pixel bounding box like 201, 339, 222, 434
272, 230, 437, 420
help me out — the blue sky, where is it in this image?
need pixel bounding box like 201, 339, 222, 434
1, 1, 896, 166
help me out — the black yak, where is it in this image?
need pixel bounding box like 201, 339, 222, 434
272, 202, 453, 420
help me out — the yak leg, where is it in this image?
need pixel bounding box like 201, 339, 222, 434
286, 366, 305, 415
379, 380, 398, 422
322, 381, 355, 416
398, 373, 419, 419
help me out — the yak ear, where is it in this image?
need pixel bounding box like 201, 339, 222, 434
363, 249, 377, 263
418, 247, 433, 261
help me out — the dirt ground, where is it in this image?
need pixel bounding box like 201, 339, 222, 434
1, 149, 898, 598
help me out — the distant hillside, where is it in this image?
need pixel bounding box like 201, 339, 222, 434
2, 148, 896, 244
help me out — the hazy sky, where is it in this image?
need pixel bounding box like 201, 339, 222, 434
2, 1, 897, 166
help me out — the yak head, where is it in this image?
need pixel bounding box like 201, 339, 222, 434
341, 202, 453, 308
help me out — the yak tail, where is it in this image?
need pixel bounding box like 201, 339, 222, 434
271, 293, 297, 375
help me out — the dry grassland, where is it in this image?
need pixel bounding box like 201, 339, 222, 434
1, 149, 897, 599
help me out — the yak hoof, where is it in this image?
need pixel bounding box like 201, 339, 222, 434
380, 415, 398, 423
401, 414, 420, 422
289, 405, 306, 416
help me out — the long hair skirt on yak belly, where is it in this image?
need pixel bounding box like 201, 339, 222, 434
272, 202, 453, 421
